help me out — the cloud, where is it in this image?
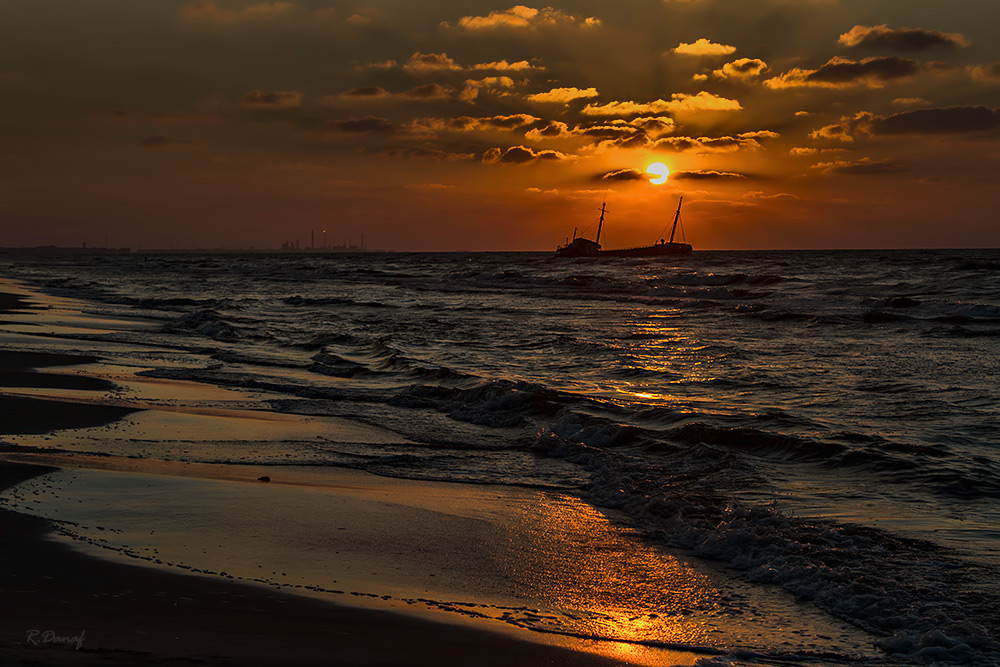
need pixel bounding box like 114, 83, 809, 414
402, 84, 451, 100
789, 147, 846, 156
812, 107, 1000, 141
870, 106, 1000, 135
404, 52, 461, 72
892, 97, 929, 106
182, 1, 293, 24
627, 116, 677, 137
242, 90, 303, 108
525, 120, 570, 140
341, 86, 390, 99
525, 87, 599, 104
673, 38, 737, 57
437, 114, 541, 132
482, 145, 570, 164
598, 168, 644, 181
448, 6, 600, 30
812, 157, 913, 175
765, 56, 920, 89
326, 116, 394, 134
370, 53, 541, 75
972, 63, 1000, 83
652, 131, 777, 153
744, 191, 801, 201
460, 76, 516, 102
472, 60, 538, 72
382, 147, 475, 161
581, 91, 741, 116
671, 170, 748, 180
712, 58, 769, 80
838, 25, 968, 50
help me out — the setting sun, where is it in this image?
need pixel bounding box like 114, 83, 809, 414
646, 162, 670, 185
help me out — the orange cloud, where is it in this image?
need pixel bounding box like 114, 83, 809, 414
449, 6, 600, 30
525, 87, 599, 104
460, 76, 516, 102
581, 91, 741, 116
811, 157, 913, 175
712, 58, 769, 80
404, 52, 461, 72
524, 120, 571, 140
673, 38, 737, 57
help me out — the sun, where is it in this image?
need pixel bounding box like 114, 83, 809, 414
646, 162, 670, 185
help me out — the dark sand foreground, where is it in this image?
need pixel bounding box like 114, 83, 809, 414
0, 292, 634, 666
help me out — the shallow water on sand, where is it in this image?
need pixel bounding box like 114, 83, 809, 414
1, 249, 999, 665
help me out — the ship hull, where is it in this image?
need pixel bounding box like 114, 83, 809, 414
597, 242, 692, 257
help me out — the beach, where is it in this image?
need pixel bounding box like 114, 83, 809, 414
0, 286, 660, 666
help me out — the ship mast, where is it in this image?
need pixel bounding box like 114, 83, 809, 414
668, 197, 683, 243
595, 201, 607, 245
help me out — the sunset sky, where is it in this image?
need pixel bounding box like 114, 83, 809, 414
2, 1, 999, 250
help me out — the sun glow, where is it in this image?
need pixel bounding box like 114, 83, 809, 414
646, 162, 670, 185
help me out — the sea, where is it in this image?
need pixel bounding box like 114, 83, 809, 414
2, 249, 999, 665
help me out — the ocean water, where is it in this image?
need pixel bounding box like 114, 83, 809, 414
2, 249, 1000, 664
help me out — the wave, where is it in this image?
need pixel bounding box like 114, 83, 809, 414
533, 430, 1000, 665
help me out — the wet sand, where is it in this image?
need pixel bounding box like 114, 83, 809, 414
0, 291, 641, 666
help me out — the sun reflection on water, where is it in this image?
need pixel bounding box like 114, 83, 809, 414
501, 492, 720, 654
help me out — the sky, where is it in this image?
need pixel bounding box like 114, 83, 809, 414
2, 0, 999, 251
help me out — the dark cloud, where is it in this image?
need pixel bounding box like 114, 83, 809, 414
382, 147, 475, 160
342, 86, 389, 98
838, 25, 968, 51
814, 107, 1000, 141
872, 106, 1000, 134
652, 132, 778, 153
808, 56, 918, 85
482, 145, 569, 164
525, 120, 569, 139
496, 146, 535, 163
448, 115, 540, 131
242, 90, 303, 108
402, 83, 449, 100
713, 58, 769, 80
597, 168, 643, 181
672, 170, 748, 180
327, 116, 394, 134
576, 125, 643, 140
766, 57, 919, 89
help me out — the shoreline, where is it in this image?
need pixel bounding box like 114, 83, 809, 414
0, 461, 638, 666
0, 285, 663, 665
0, 293, 645, 666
